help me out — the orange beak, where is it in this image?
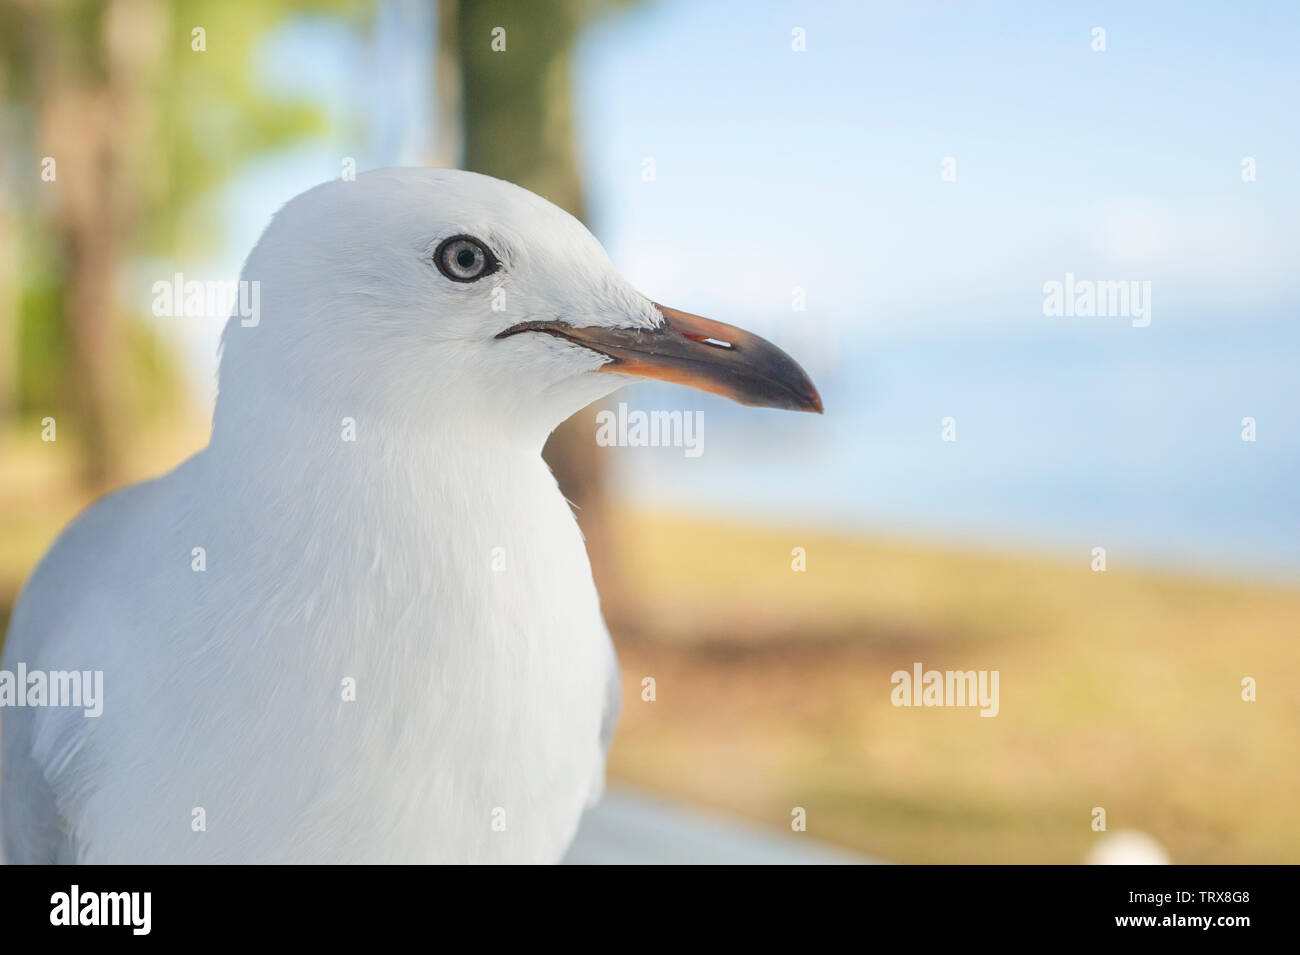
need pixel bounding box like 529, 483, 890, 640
496, 303, 823, 413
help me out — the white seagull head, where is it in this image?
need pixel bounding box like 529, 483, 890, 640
215, 167, 820, 449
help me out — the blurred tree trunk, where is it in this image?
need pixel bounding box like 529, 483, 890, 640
432, 0, 462, 169
28, 0, 167, 488
0, 198, 16, 429
44, 86, 124, 488
440, 0, 624, 614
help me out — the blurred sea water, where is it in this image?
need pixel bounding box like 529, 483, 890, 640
614, 312, 1300, 581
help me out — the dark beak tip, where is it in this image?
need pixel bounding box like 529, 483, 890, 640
786, 365, 823, 414
795, 387, 824, 414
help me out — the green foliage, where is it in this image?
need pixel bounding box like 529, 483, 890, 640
141, 0, 351, 258
0, 0, 372, 431
15, 253, 67, 416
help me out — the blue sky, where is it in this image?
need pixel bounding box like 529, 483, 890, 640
576, 0, 1299, 328
148, 0, 1300, 577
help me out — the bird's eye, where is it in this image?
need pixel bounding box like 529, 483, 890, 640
434, 235, 499, 282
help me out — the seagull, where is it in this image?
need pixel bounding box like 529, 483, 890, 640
0, 168, 821, 863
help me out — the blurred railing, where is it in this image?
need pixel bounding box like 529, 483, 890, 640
564, 787, 878, 865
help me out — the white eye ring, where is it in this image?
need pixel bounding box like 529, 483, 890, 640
434, 235, 499, 282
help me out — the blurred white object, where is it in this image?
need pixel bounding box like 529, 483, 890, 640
565, 787, 877, 865
1086, 829, 1170, 865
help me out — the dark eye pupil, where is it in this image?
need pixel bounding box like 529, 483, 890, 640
435, 235, 496, 282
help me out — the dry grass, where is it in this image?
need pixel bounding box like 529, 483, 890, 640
604, 509, 1300, 863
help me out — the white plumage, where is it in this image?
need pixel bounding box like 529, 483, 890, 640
1, 167, 819, 863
